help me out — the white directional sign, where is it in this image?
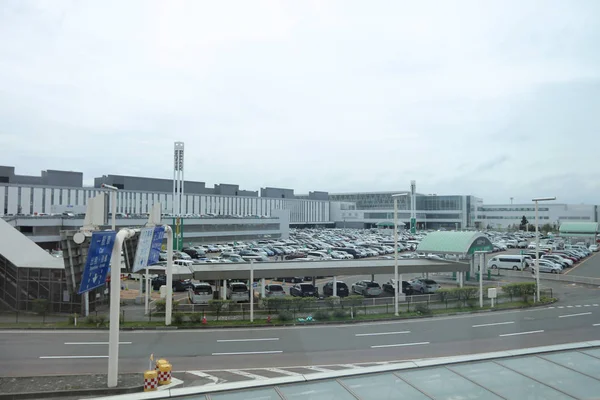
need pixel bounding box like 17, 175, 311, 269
133, 227, 155, 273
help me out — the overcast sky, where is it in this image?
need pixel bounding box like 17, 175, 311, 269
1, 1, 599, 204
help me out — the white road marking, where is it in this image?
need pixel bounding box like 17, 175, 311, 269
216, 338, 279, 343
472, 321, 514, 328
548, 307, 555, 309
64, 342, 132, 345
227, 370, 269, 380
212, 351, 283, 356
40, 355, 108, 359
576, 305, 583, 308
157, 377, 183, 391
559, 312, 592, 319
584, 305, 591, 307
594, 304, 599, 307
558, 306, 565, 309
499, 330, 544, 337
306, 366, 334, 373
567, 306, 574, 308
371, 342, 430, 349
593, 324, 600, 327
355, 331, 410, 337
266, 368, 302, 376
187, 371, 219, 385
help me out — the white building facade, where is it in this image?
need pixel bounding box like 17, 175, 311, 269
479, 203, 599, 229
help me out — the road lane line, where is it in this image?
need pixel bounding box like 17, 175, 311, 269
594, 304, 599, 307
576, 305, 583, 308
355, 331, 410, 337
216, 338, 279, 342
559, 312, 592, 319
472, 321, 514, 328
593, 324, 600, 327
212, 351, 283, 356
187, 371, 219, 385
567, 306, 574, 308
307, 366, 335, 372
499, 330, 544, 337
227, 370, 269, 380
371, 342, 430, 349
266, 368, 302, 376
40, 355, 108, 359
64, 342, 132, 345
584, 305, 591, 307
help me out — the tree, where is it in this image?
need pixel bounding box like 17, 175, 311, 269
520, 216, 529, 231
541, 223, 553, 233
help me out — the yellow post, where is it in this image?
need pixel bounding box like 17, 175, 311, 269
158, 363, 172, 385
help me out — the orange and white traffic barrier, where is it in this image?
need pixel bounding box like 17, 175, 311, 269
158, 363, 172, 385
144, 370, 158, 391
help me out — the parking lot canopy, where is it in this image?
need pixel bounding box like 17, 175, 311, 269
559, 222, 599, 237
416, 231, 494, 255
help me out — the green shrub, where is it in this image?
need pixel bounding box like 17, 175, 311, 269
332, 309, 349, 319
415, 304, 432, 315
85, 315, 97, 325
31, 299, 49, 315
172, 312, 185, 325
68, 313, 79, 325
155, 299, 166, 312
208, 299, 231, 320
96, 315, 107, 327
278, 310, 293, 322
502, 282, 536, 302
313, 310, 331, 321
324, 296, 339, 309
189, 313, 203, 323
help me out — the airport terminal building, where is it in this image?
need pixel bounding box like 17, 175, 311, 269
1, 166, 599, 248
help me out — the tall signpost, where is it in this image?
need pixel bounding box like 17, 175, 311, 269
532, 196, 556, 302
173, 142, 184, 250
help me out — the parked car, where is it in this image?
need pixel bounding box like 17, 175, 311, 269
382, 279, 414, 295
322, 281, 349, 297
264, 284, 286, 298
151, 275, 193, 292
227, 282, 250, 302
590, 244, 599, 252
532, 260, 562, 274
290, 283, 318, 297
351, 280, 383, 297
409, 278, 441, 294
487, 255, 530, 271
188, 282, 213, 304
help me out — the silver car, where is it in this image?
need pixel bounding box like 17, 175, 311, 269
352, 280, 382, 297
409, 278, 441, 294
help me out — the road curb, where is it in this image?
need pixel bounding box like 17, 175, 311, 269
0, 300, 556, 331
0, 385, 143, 400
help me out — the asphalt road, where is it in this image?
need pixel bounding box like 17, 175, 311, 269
2, 281, 599, 381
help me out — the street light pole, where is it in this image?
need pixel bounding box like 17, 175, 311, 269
393, 197, 399, 316
532, 196, 556, 302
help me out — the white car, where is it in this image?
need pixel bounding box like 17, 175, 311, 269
533, 260, 562, 274
590, 244, 599, 252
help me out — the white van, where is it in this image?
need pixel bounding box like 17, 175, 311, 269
174, 259, 194, 268
487, 255, 530, 271
188, 283, 213, 304
227, 282, 250, 303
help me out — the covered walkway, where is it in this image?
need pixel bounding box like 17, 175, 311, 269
559, 222, 598, 244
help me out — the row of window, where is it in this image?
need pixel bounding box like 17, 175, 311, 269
481, 216, 550, 220
480, 207, 550, 212
0, 186, 329, 222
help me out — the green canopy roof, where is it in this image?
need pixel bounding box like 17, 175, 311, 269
416, 231, 494, 254
559, 222, 598, 237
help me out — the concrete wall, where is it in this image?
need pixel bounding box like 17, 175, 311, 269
0, 166, 82, 187
261, 187, 295, 198
308, 191, 329, 200
94, 174, 208, 194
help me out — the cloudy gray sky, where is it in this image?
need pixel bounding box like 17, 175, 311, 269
1, 0, 599, 204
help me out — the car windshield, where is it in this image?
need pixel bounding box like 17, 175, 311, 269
365, 282, 380, 288
231, 285, 248, 292
300, 285, 315, 292
268, 285, 284, 292
194, 286, 212, 294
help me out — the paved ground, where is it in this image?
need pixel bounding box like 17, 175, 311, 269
564, 251, 600, 278
1, 283, 598, 387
